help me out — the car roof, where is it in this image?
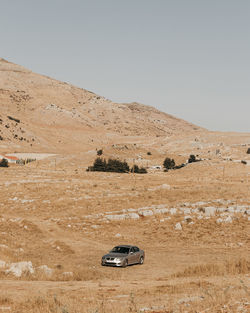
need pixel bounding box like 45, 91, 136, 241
114, 245, 137, 248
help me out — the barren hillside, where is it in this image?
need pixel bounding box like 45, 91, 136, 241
0, 58, 203, 154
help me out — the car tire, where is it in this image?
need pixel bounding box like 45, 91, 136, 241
122, 259, 128, 268
139, 256, 144, 265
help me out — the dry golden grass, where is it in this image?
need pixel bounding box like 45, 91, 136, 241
174, 258, 250, 278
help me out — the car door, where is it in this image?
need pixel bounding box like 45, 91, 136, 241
127, 247, 135, 264
129, 247, 138, 264
133, 246, 140, 263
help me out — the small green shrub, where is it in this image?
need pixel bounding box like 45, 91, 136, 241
0, 158, 9, 167
97, 149, 103, 156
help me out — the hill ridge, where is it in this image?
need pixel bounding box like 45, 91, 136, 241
0, 58, 204, 153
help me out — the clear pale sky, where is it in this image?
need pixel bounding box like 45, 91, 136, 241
1, 0, 249, 132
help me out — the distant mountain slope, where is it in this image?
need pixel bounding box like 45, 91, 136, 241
0, 58, 204, 152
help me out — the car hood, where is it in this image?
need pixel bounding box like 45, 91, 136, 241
103, 253, 128, 258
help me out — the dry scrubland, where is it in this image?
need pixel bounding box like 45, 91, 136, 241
0, 148, 249, 313
0, 58, 249, 312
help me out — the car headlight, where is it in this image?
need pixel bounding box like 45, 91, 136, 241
114, 258, 122, 262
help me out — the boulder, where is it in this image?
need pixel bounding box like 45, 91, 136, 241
106, 214, 127, 221
224, 216, 232, 223
183, 208, 191, 214
204, 207, 216, 216
128, 212, 140, 219
38, 265, 53, 277
170, 208, 177, 215
161, 184, 171, 190
62, 271, 73, 277
154, 208, 169, 214
184, 216, 193, 223
6, 261, 34, 277
139, 210, 153, 217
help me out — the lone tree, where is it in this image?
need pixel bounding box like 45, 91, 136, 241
163, 157, 175, 170
0, 158, 9, 167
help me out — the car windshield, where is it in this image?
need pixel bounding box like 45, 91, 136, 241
111, 246, 130, 254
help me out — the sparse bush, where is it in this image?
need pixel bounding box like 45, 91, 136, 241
88, 157, 106, 172
106, 158, 129, 173
130, 164, 147, 174
247, 148, 250, 154
188, 154, 200, 163
163, 157, 175, 170
0, 158, 9, 167
16, 158, 36, 165
174, 163, 186, 169
147, 151, 152, 155
97, 149, 103, 156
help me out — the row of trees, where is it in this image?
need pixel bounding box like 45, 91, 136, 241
87, 157, 147, 174
87, 154, 200, 174
163, 154, 200, 171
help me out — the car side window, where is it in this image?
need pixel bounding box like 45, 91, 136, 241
134, 247, 139, 252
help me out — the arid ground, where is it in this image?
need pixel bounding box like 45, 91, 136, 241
0, 59, 249, 312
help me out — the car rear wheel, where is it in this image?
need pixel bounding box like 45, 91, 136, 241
139, 256, 144, 265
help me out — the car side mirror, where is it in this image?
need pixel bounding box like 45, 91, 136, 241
130, 251, 134, 254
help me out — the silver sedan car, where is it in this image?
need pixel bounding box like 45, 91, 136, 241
101, 245, 145, 267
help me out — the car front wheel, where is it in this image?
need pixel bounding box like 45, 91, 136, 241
122, 259, 128, 268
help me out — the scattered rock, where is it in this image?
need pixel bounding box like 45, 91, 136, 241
154, 208, 169, 214
128, 212, 140, 219
139, 210, 153, 217
37, 265, 53, 277
224, 216, 233, 223
175, 222, 182, 230
62, 271, 73, 277
170, 208, 177, 215
161, 184, 171, 190
204, 206, 216, 216
0, 244, 8, 249
106, 214, 127, 221
216, 218, 223, 224
0, 260, 6, 268
6, 261, 34, 277
184, 215, 193, 223
178, 296, 204, 304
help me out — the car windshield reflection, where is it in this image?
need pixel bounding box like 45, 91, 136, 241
110, 246, 130, 254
